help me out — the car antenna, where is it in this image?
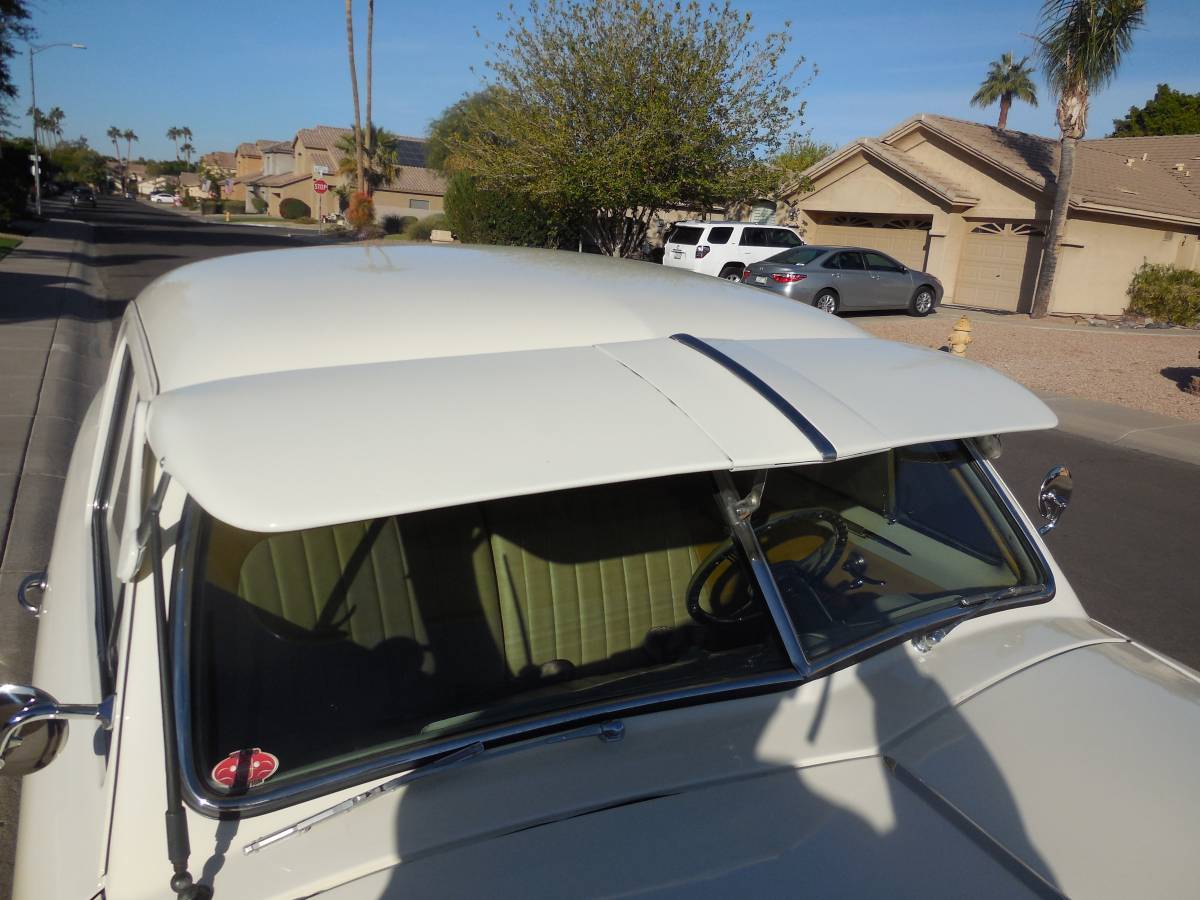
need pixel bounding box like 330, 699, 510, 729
145, 471, 212, 899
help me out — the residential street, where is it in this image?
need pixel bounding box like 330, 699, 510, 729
1, 203, 1199, 897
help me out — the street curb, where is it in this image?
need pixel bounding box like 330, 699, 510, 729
0, 218, 117, 585
1038, 393, 1200, 467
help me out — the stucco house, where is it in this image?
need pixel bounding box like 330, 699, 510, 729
230, 140, 282, 201
774, 114, 1200, 316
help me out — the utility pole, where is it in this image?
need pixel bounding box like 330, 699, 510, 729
28, 42, 87, 217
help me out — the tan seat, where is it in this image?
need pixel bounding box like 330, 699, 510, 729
480, 475, 726, 677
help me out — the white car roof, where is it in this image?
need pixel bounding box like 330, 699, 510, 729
138, 244, 1055, 532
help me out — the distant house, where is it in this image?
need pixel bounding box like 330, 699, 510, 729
238, 140, 299, 214
774, 113, 1200, 316
232, 140, 282, 202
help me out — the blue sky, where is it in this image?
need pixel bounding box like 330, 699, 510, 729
9, 0, 1198, 161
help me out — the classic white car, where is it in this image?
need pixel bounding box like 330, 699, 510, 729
5, 246, 1199, 899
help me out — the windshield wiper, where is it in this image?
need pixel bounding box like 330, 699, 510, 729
911, 585, 1045, 653
242, 720, 624, 855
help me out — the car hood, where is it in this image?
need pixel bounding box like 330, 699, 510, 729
311, 641, 1200, 900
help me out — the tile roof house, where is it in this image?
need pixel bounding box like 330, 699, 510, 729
775, 113, 1200, 315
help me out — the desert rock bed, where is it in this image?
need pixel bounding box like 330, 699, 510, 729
855, 311, 1200, 423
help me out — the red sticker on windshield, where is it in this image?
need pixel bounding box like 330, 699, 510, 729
211, 748, 279, 791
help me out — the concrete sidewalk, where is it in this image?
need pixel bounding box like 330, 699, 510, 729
0, 218, 117, 896
1040, 393, 1200, 466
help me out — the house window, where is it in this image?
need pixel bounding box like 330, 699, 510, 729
409, 198, 430, 210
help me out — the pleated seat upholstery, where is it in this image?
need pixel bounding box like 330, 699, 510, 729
221, 474, 726, 700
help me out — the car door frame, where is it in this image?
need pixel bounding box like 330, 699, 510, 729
823, 251, 871, 308
862, 250, 914, 309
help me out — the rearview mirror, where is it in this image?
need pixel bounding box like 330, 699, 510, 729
0, 685, 111, 777
1037, 465, 1073, 535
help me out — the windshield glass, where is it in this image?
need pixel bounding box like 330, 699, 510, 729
189, 471, 787, 793
747, 441, 1044, 660
768, 247, 824, 266
186, 441, 1044, 796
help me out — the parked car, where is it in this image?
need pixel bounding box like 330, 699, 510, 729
6, 246, 1200, 899
661, 220, 804, 281
70, 187, 97, 209
742, 245, 943, 316
149, 191, 176, 204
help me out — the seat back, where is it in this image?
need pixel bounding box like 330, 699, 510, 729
481, 475, 726, 677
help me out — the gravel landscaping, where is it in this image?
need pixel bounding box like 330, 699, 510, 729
854, 309, 1200, 422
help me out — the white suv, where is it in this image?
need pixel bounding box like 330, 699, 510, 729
662, 220, 805, 281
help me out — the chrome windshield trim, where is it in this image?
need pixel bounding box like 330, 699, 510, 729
669, 333, 837, 461
171, 446, 1053, 818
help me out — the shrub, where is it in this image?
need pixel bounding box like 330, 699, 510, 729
279, 197, 312, 220
181, 195, 198, 209
251, 196, 267, 214
402, 213, 449, 242
293, 216, 317, 225
221, 199, 244, 213
1127, 263, 1200, 327
346, 192, 375, 229
381, 214, 403, 234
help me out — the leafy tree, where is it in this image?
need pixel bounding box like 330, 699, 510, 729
145, 159, 191, 177
0, 134, 33, 220
970, 52, 1038, 129
1030, 0, 1145, 319
1111, 84, 1200, 136
772, 134, 835, 195
50, 138, 106, 186
443, 0, 809, 257
0, 0, 32, 132
444, 171, 571, 247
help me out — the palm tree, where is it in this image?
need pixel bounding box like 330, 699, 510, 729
167, 126, 182, 160
345, 0, 366, 191
335, 125, 399, 191
366, 0, 374, 158
180, 142, 195, 167
122, 129, 138, 172
107, 126, 124, 189
45, 107, 66, 147
970, 53, 1038, 130
1029, 0, 1145, 318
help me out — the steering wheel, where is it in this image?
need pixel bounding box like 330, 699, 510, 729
685, 508, 849, 626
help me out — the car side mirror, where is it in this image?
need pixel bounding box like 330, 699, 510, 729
1037, 465, 1073, 535
0, 685, 111, 777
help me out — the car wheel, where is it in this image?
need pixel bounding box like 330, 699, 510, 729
813, 290, 839, 314
720, 266, 743, 282
909, 287, 935, 317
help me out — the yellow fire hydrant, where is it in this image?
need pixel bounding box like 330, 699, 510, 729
224, 210, 231, 223
948, 314, 973, 357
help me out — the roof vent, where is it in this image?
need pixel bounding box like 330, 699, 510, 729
1174, 163, 1187, 172
1125, 157, 1135, 167
1119, 187, 1138, 194
1142, 153, 1149, 161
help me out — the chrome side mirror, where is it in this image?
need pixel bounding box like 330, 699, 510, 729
1037, 465, 1073, 535
0, 685, 112, 777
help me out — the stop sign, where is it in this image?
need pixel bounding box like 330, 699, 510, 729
313, 179, 328, 194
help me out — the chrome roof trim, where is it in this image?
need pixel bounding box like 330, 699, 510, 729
670, 333, 838, 462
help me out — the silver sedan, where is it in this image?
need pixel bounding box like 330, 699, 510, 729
741, 245, 943, 316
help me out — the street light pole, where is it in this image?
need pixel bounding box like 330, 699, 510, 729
28, 41, 86, 217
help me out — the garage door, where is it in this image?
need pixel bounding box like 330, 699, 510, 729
808, 219, 930, 270
955, 222, 1045, 312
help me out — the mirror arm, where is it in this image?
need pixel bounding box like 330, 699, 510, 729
0, 697, 112, 772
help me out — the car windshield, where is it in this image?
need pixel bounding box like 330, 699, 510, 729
185, 441, 1045, 796
768, 247, 825, 266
